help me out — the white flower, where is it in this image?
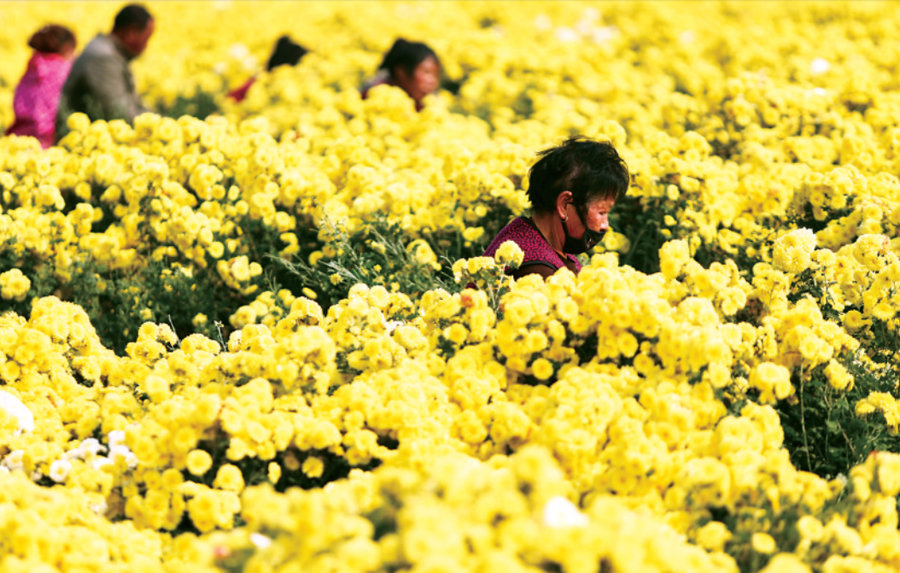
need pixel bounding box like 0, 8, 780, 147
542, 496, 589, 528
49, 459, 72, 483
91, 458, 114, 471
592, 26, 619, 45
0, 390, 33, 435
1, 450, 24, 472
78, 438, 107, 458
555, 27, 580, 43
250, 533, 273, 549
810, 58, 830, 75
575, 19, 595, 36
107, 430, 126, 447
228, 43, 250, 60
110, 444, 138, 469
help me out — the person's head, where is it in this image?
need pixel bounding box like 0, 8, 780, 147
266, 35, 308, 71
112, 3, 154, 58
379, 38, 441, 104
528, 136, 630, 253
28, 24, 77, 58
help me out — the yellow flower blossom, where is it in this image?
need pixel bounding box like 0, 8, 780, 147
0, 269, 31, 302
186, 449, 213, 476
751, 532, 777, 554
302, 456, 325, 479
213, 464, 245, 492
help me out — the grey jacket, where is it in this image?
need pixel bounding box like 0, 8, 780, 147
58, 34, 148, 125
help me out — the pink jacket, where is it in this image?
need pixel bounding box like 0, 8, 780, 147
6, 52, 72, 148
484, 217, 582, 276
228, 76, 257, 103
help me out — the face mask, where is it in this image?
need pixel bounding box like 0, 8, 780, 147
563, 205, 606, 255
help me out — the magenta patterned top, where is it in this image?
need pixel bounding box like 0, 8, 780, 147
6, 52, 72, 148
483, 217, 582, 275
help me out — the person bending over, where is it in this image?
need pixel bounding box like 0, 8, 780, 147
228, 35, 309, 103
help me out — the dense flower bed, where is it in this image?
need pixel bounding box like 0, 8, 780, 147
4, 1, 900, 571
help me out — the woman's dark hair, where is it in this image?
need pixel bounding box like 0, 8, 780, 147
378, 38, 439, 78
28, 24, 76, 54
266, 35, 308, 71
113, 4, 153, 31
527, 136, 630, 213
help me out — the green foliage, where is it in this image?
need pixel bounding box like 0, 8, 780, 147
0, 245, 246, 355
774, 265, 900, 479
0, 238, 58, 317
777, 352, 900, 479
273, 216, 463, 309
61, 258, 244, 354
713, 476, 862, 573
611, 192, 670, 274
156, 89, 221, 120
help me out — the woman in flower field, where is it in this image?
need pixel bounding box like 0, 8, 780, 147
361, 38, 442, 111
5, 24, 76, 148
227, 35, 308, 103
483, 136, 629, 278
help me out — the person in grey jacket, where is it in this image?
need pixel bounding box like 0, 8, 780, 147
58, 4, 155, 127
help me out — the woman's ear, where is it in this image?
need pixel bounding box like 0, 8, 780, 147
555, 190, 573, 220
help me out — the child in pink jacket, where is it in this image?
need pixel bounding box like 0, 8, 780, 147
6, 25, 77, 148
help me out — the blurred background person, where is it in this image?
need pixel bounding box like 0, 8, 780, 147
58, 3, 155, 126
361, 38, 441, 111
228, 35, 309, 103
483, 137, 630, 278
5, 24, 77, 148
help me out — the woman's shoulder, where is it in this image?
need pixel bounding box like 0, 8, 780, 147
484, 217, 538, 256
360, 69, 391, 97
31, 52, 72, 76
489, 216, 529, 238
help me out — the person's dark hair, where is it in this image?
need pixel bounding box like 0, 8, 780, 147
113, 4, 153, 31
266, 35, 308, 71
527, 136, 630, 213
378, 38, 440, 78
28, 24, 76, 54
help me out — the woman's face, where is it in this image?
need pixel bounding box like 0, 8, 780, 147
568, 195, 615, 236
559, 194, 615, 254
396, 56, 440, 102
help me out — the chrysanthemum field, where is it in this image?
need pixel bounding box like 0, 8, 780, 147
3, 1, 900, 571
